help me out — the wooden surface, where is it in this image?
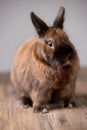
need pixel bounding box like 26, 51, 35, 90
0, 68, 87, 130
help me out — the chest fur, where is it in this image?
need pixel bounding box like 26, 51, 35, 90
43, 67, 74, 89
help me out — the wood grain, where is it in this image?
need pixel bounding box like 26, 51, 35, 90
0, 67, 87, 130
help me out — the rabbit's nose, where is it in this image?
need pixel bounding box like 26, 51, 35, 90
63, 60, 71, 67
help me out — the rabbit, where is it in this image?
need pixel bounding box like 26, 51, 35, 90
10, 7, 79, 113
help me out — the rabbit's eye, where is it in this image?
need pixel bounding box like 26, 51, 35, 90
48, 41, 52, 47
46, 41, 54, 49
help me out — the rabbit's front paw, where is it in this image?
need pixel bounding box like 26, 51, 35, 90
64, 99, 77, 108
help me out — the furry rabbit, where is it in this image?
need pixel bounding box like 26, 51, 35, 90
11, 7, 79, 113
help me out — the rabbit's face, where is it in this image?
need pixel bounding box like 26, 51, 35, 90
38, 28, 77, 69
30, 7, 77, 69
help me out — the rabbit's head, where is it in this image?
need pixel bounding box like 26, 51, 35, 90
30, 7, 77, 70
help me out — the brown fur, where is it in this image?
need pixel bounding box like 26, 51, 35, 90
10, 7, 79, 112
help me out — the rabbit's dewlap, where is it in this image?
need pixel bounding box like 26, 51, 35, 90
11, 7, 79, 113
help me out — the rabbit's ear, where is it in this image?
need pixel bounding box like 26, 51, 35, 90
53, 7, 65, 29
30, 12, 49, 37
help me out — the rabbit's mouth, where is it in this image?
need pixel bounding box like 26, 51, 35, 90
50, 54, 75, 70
62, 60, 72, 68
51, 56, 73, 70
50, 59, 72, 70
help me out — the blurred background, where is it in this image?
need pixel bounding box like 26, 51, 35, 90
0, 0, 87, 72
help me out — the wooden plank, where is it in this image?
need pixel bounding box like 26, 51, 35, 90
0, 96, 87, 130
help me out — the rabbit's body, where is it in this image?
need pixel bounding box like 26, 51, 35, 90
11, 7, 79, 112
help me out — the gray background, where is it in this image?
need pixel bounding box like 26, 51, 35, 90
0, 0, 87, 72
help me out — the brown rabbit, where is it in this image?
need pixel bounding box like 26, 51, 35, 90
10, 7, 79, 113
